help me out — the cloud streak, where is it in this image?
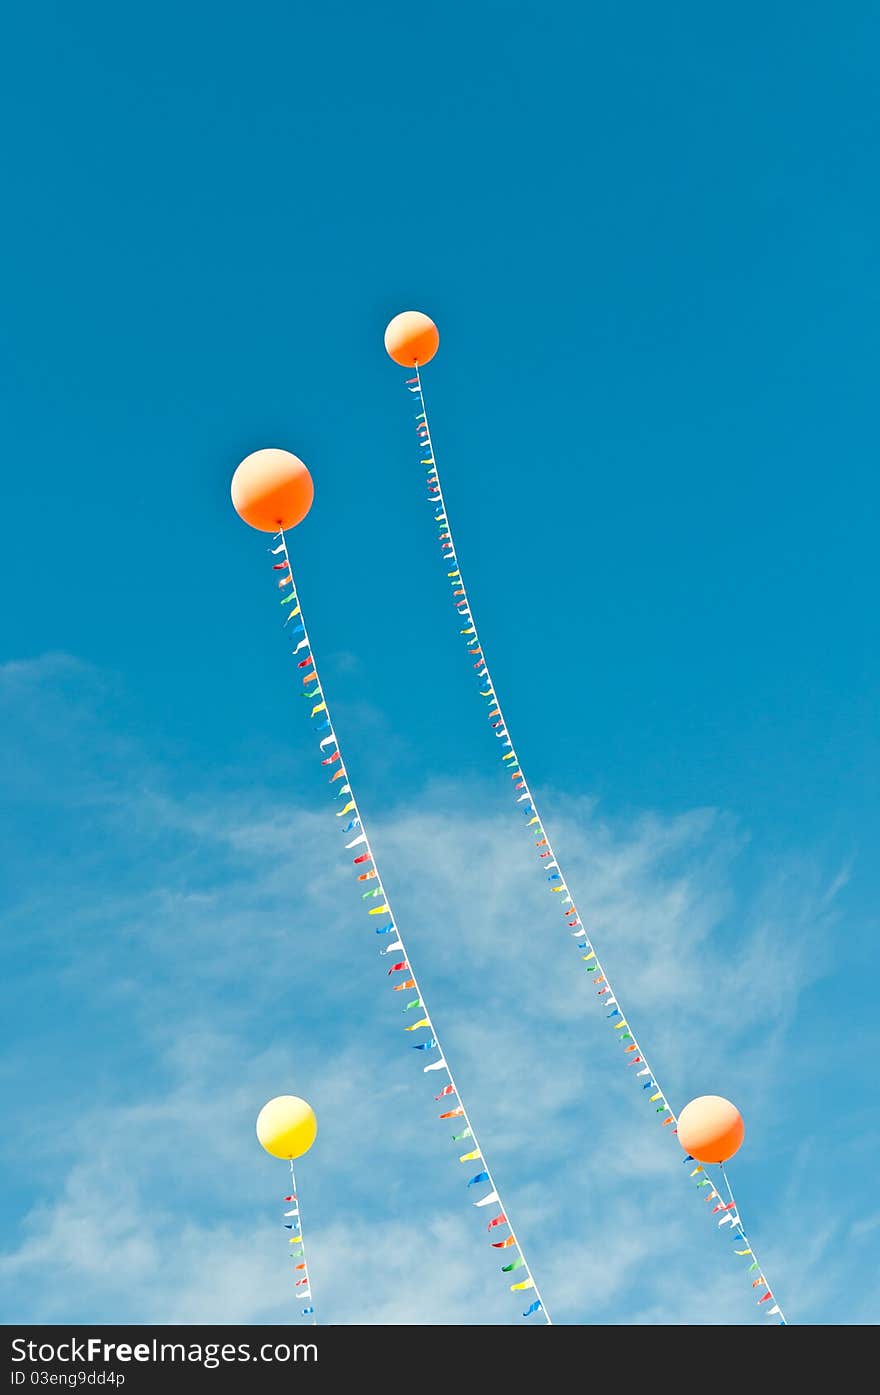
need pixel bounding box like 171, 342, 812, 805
0, 656, 870, 1324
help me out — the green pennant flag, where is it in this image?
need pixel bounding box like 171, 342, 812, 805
502, 1257, 525, 1273
451, 1128, 472, 1142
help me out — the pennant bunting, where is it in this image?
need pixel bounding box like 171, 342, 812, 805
398, 363, 785, 1329
255, 531, 552, 1325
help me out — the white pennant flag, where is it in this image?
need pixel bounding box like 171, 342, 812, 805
293, 638, 309, 654
380, 941, 403, 956
473, 1190, 500, 1208
423, 1058, 448, 1073
319, 734, 337, 750
346, 833, 368, 849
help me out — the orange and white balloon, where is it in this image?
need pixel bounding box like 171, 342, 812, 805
384, 310, 439, 367
677, 1095, 745, 1163
231, 448, 314, 533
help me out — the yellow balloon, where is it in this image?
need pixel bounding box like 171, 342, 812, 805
256, 1096, 317, 1160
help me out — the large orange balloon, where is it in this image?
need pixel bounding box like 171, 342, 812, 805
677, 1095, 745, 1163
231, 449, 314, 533
384, 310, 439, 367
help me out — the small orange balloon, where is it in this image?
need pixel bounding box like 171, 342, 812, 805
384, 310, 439, 367
677, 1095, 745, 1163
231, 448, 314, 533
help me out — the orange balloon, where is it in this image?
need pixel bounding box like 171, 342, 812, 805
384, 310, 439, 367
231, 449, 314, 533
677, 1095, 745, 1163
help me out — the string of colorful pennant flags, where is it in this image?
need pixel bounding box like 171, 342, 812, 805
270, 529, 552, 1324
283, 1163, 316, 1322
401, 363, 786, 1325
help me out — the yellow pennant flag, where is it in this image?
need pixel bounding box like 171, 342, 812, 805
459, 1149, 481, 1162
336, 800, 356, 817
368, 904, 390, 915
614, 1020, 628, 1030
405, 1019, 430, 1032
311, 701, 327, 718
510, 1278, 535, 1292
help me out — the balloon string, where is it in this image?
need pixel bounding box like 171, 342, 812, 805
275, 530, 552, 1325
407, 362, 787, 1325
288, 1158, 317, 1325
718, 1162, 787, 1323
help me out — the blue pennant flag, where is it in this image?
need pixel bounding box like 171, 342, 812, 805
467, 1170, 489, 1188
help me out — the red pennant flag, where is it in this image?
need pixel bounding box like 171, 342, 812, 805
434, 1085, 455, 1100
487, 1213, 507, 1231
387, 961, 408, 975
321, 751, 341, 765
353, 853, 371, 865
284, 1195, 297, 1202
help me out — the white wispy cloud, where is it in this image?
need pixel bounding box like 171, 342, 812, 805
0, 655, 867, 1324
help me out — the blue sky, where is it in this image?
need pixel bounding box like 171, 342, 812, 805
1, 2, 878, 1324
